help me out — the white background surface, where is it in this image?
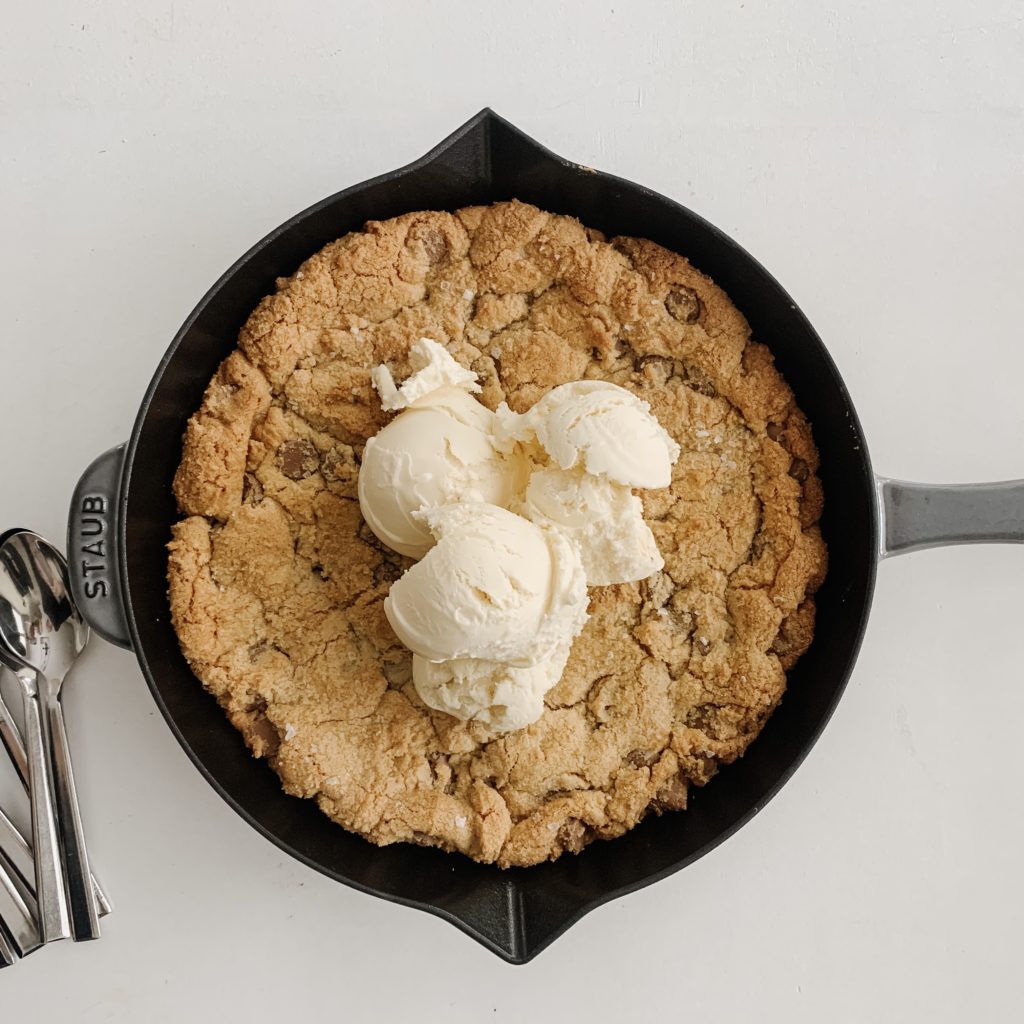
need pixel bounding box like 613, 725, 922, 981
2, 1, 1023, 1020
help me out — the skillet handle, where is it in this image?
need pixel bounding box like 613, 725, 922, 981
67, 445, 132, 649
877, 477, 1024, 558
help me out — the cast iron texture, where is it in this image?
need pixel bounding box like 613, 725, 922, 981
81, 110, 879, 962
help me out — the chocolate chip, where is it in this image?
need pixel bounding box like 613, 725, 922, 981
321, 445, 358, 485
637, 353, 669, 370
373, 559, 404, 589
789, 458, 810, 483
247, 715, 280, 759
412, 225, 448, 264
249, 642, 287, 665
616, 339, 641, 370
688, 755, 719, 784
242, 473, 264, 504
424, 231, 449, 264
626, 749, 659, 768
557, 818, 592, 854
653, 774, 688, 811
357, 519, 392, 554
247, 643, 269, 665
665, 286, 702, 323
685, 704, 713, 731
638, 354, 675, 385
278, 439, 320, 480
750, 532, 768, 559
243, 690, 268, 712
766, 422, 785, 442
682, 363, 718, 397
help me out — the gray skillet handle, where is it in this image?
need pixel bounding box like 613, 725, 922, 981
68, 445, 132, 649
878, 478, 1024, 558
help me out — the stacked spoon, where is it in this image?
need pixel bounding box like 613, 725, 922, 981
0, 530, 109, 966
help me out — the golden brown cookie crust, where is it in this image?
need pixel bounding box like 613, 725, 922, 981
168, 201, 826, 867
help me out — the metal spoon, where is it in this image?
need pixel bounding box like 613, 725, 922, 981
0, 664, 112, 916
0, 530, 101, 941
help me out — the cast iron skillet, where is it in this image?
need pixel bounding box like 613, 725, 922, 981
65, 110, 1024, 963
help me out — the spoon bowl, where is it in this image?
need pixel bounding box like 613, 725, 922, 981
0, 530, 89, 692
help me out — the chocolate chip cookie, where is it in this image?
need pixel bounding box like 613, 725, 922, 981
168, 200, 826, 867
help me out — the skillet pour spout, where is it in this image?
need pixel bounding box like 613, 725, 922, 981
66, 110, 1024, 963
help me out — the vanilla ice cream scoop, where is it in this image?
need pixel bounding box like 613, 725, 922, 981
358, 386, 519, 558
384, 503, 588, 666
412, 641, 571, 733
496, 380, 680, 489
522, 467, 663, 585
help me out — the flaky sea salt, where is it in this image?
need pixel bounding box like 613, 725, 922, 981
454, 816, 467, 828
284, 723, 297, 742
650, 298, 660, 305
695, 429, 710, 438
463, 289, 475, 301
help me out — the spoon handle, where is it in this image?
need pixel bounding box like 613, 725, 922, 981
23, 693, 71, 942
0, 806, 35, 896
0, 693, 28, 788
0, 847, 41, 957
0, 919, 17, 967
45, 697, 101, 941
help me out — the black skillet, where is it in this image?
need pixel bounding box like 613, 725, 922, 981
65, 109, 1024, 963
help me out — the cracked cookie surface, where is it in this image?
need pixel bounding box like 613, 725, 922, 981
168, 200, 826, 867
